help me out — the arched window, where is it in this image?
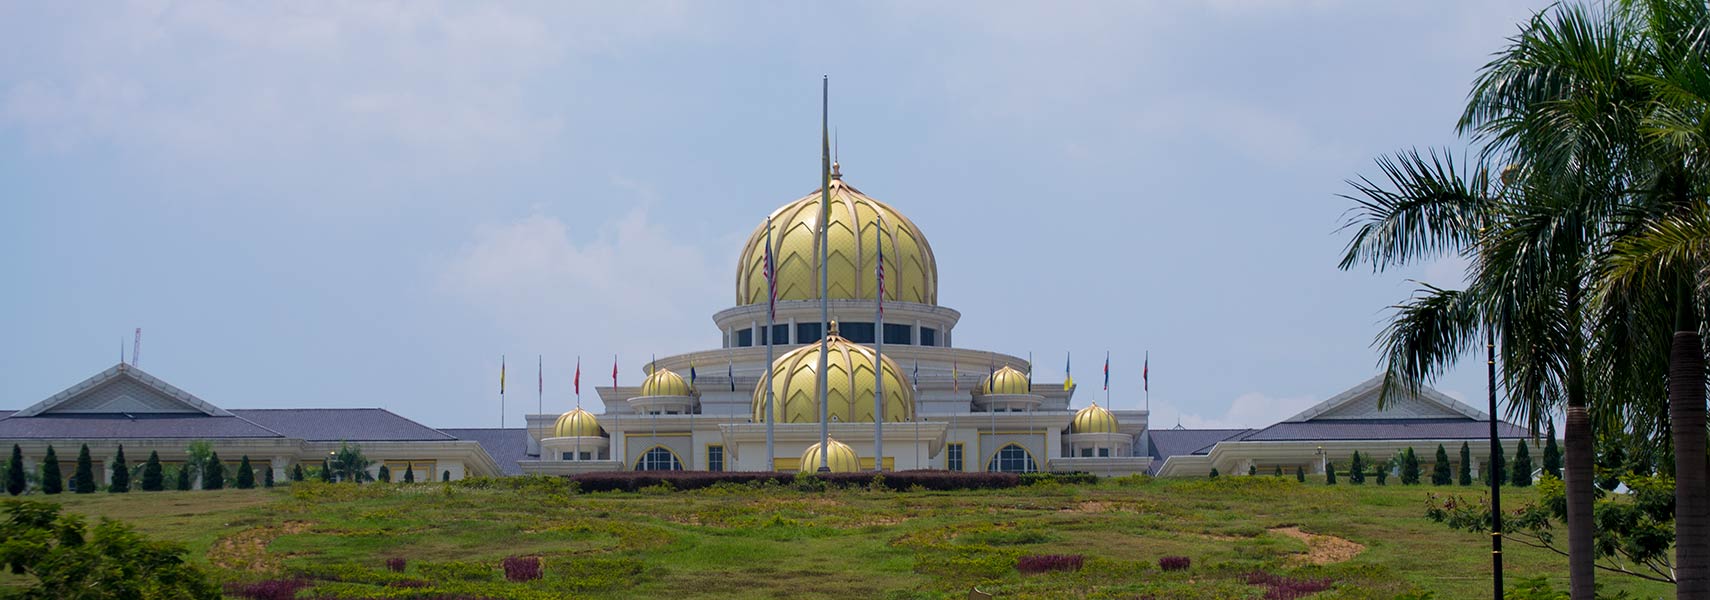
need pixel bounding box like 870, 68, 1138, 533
634, 446, 684, 471
987, 444, 1037, 473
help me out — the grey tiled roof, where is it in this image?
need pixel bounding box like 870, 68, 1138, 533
1242, 418, 1530, 442
441, 428, 530, 475
0, 413, 284, 439
1148, 429, 1254, 461
230, 409, 455, 442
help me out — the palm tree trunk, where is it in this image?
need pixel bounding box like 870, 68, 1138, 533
1672, 323, 1708, 598
1565, 283, 1596, 599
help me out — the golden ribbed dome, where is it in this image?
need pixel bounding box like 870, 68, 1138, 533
980, 365, 1030, 395
752, 323, 914, 423
1070, 403, 1120, 434
735, 174, 937, 306
800, 437, 861, 473
640, 368, 692, 397
552, 408, 602, 438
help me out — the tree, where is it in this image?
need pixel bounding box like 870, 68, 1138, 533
184, 440, 212, 486
328, 443, 372, 484
318, 459, 333, 483
0, 500, 221, 599
1296, 466, 1305, 483
235, 456, 255, 489
1275, 465, 1283, 477
141, 451, 163, 492
1248, 465, 1257, 476
107, 446, 129, 493
1325, 462, 1337, 485
1209, 468, 1219, 479
403, 464, 415, 484
1433, 444, 1453, 485
174, 465, 191, 491
377, 465, 391, 483
6, 445, 23, 496
1544, 421, 1563, 479
441, 470, 450, 483
201, 452, 223, 490
39, 446, 61, 495
1512, 440, 1534, 487
1376, 462, 1390, 485
264, 466, 274, 488
72, 445, 95, 494
1459, 442, 1473, 486
291, 463, 304, 482
1401, 447, 1421, 485
1349, 452, 1367, 484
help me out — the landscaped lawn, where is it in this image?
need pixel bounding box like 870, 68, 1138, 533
1, 476, 1674, 599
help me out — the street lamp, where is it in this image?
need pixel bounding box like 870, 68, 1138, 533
1316, 446, 1326, 475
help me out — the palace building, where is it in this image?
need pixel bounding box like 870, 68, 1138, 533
1, 163, 1533, 487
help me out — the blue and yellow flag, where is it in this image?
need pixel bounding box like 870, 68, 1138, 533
1063, 352, 1074, 390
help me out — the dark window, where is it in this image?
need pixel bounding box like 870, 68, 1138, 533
987, 444, 1037, 473
884, 323, 911, 345
761, 324, 789, 345
919, 328, 938, 347
796, 322, 822, 342
948, 443, 964, 472
735, 329, 753, 347
1098, 448, 1110, 457
708, 445, 724, 472
1080, 448, 1092, 457
635, 447, 683, 471
842, 322, 875, 343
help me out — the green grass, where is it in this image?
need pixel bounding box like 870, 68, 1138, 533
1, 477, 1674, 599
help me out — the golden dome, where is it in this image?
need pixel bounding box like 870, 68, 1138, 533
1070, 403, 1120, 434
800, 437, 861, 473
980, 365, 1030, 395
552, 407, 602, 438
735, 174, 938, 306
752, 323, 914, 423
640, 368, 692, 397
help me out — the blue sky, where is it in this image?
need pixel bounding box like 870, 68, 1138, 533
0, 1, 1551, 429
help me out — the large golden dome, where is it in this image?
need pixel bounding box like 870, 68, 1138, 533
640, 368, 692, 397
753, 322, 914, 423
552, 408, 602, 438
800, 437, 861, 473
980, 366, 1030, 395
735, 171, 938, 306
1070, 403, 1120, 434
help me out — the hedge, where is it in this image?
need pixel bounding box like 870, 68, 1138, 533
567, 469, 1025, 492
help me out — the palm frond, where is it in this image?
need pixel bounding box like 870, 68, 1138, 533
1337, 149, 1492, 272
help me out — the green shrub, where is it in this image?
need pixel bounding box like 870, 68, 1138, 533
1459, 442, 1473, 485
377, 465, 391, 483
1209, 468, 1219, 479
264, 465, 274, 488
4, 445, 21, 496
141, 451, 164, 491
108, 445, 130, 493
1511, 440, 1533, 487
414, 560, 497, 582
202, 451, 224, 490
1542, 421, 1562, 479
175, 465, 192, 491
73, 444, 96, 494
1400, 447, 1421, 485
291, 463, 305, 482
1349, 451, 1366, 484
1325, 462, 1336, 485
1432, 444, 1452, 485
39, 445, 60, 495
403, 465, 415, 484
236, 455, 255, 489
1296, 466, 1305, 482
0, 499, 220, 598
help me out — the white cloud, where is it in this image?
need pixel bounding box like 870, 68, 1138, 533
1154, 391, 1321, 429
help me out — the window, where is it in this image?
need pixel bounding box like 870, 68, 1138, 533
735, 329, 753, 347
841, 321, 875, 343
796, 322, 821, 342
987, 444, 1037, 473
562, 451, 594, 461
919, 328, 937, 347
708, 445, 724, 472
884, 323, 911, 344
1098, 448, 1110, 457
1080, 448, 1092, 457
762, 324, 789, 345
634, 447, 683, 471
947, 443, 964, 472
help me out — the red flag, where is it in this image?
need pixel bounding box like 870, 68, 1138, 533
764, 217, 777, 322
1143, 352, 1149, 392
574, 357, 581, 396
612, 355, 619, 387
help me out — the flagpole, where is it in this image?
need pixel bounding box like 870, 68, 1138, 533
1144, 350, 1150, 413
537, 355, 543, 423
816, 75, 831, 473
500, 354, 507, 429
873, 215, 885, 472
575, 355, 582, 463
765, 215, 777, 472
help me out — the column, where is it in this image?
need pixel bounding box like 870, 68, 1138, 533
788, 318, 797, 344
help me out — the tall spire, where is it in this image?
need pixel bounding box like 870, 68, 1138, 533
817, 75, 832, 472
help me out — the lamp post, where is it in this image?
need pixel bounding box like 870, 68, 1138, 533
1316, 446, 1326, 476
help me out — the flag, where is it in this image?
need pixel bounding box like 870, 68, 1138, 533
988, 360, 995, 393
537, 355, 542, 397
500, 355, 506, 395
875, 219, 885, 318
1144, 351, 1149, 392
764, 216, 777, 321
912, 360, 919, 390
728, 355, 736, 392
612, 355, 618, 387
952, 356, 959, 394
574, 357, 581, 396
1027, 352, 1033, 392
1064, 352, 1074, 390
689, 359, 697, 391
1103, 351, 1110, 391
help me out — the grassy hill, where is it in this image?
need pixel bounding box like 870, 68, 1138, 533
1, 476, 1672, 599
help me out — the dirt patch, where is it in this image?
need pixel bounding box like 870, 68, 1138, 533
208, 521, 312, 573
1065, 500, 1139, 513
1269, 526, 1364, 565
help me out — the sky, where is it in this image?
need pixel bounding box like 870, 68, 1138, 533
0, 1, 1554, 430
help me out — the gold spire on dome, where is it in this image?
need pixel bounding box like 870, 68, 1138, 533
735, 170, 938, 306
752, 327, 914, 424
640, 368, 691, 397
552, 407, 603, 438
980, 365, 1030, 395
1071, 402, 1120, 434
800, 437, 860, 472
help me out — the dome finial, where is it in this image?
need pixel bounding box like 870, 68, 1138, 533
829, 320, 840, 336
831, 161, 842, 180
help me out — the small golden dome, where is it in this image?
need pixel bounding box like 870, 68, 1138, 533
980, 365, 1030, 395
800, 437, 860, 473
640, 368, 692, 397
552, 407, 602, 438
735, 174, 938, 306
1070, 403, 1120, 434
753, 324, 914, 423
